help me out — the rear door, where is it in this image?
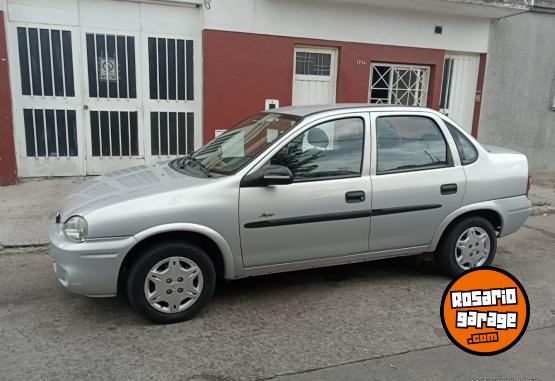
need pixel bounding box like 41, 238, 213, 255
369, 111, 466, 253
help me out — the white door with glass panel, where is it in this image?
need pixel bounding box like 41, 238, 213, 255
11, 24, 85, 177
440, 54, 480, 133
292, 47, 337, 106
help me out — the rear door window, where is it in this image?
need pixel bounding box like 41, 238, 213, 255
376, 115, 450, 174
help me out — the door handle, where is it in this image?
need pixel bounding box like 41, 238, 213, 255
441, 183, 458, 195
345, 191, 366, 203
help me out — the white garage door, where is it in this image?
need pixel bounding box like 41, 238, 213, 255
7, 0, 202, 177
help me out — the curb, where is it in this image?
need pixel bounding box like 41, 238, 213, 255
0, 243, 48, 255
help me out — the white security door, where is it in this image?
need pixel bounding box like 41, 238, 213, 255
292, 46, 337, 106
82, 30, 144, 174
141, 33, 198, 163
440, 54, 480, 133
10, 24, 85, 177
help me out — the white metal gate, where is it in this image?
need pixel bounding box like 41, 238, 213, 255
141, 33, 196, 162
81, 29, 144, 174
440, 54, 480, 133
292, 46, 337, 106
7, 0, 201, 177
10, 23, 85, 177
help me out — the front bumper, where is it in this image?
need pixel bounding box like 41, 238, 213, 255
49, 221, 137, 297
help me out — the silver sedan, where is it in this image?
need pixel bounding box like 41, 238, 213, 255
50, 105, 532, 323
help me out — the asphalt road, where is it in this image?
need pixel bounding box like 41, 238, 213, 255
1, 215, 554, 381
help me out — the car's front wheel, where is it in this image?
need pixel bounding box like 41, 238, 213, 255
127, 241, 216, 324
436, 216, 497, 276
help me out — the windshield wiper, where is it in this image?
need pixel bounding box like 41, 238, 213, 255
180, 154, 213, 178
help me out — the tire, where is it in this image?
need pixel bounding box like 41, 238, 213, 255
435, 216, 497, 277
127, 240, 216, 324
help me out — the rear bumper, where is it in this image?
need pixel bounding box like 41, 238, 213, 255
498, 196, 533, 237
49, 222, 136, 297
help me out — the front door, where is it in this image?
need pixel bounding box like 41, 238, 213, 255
292, 46, 337, 106
239, 113, 371, 268
440, 54, 480, 133
369, 111, 466, 253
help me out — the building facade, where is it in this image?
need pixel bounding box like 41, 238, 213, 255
478, 1, 555, 180
0, 0, 538, 185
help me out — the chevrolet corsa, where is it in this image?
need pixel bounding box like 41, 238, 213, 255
50, 105, 532, 323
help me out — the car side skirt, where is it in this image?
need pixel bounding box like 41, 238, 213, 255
239, 245, 429, 278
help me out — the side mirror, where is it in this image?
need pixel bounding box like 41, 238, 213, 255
240, 165, 294, 187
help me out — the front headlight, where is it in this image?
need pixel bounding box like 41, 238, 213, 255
63, 216, 88, 243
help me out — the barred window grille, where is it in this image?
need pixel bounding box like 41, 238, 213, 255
150, 112, 194, 156
295, 52, 331, 76
148, 37, 194, 101
17, 27, 75, 97
23, 109, 78, 157
85, 33, 137, 99
369, 63, 430, 106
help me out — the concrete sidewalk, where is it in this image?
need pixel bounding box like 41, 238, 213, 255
0, 176, 554, 249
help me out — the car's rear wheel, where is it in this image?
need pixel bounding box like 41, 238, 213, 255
436, 216, 497, 276
127, 241, 216, 324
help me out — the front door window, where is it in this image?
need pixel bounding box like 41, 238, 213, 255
271, 117, 364, 181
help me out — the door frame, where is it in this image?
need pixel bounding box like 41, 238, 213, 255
292, 45, 338, 106
440, 53, 480, 133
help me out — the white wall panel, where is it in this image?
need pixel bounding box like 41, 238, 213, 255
204, 0, 491, 53
7, 0, 78, 25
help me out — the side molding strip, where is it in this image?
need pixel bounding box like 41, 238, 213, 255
244, 204, 442, 229
244, 210, 372, 229
371, 204, 442, 216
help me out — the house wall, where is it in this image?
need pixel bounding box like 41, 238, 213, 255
203, 29, 446, 142
478, 11, 555, 179
202, 0, 492, 53
0, 10, 16, 185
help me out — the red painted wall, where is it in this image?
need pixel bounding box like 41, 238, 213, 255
0, 11, 16, 185
203, 29, 446, 142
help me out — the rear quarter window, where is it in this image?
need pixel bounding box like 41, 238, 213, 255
444, 121, 478, 165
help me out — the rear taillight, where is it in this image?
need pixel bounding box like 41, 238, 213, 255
526, 175, 532, 197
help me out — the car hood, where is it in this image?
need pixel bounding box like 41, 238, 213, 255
60, 162, 211, 220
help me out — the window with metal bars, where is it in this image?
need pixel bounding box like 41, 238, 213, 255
369, 63, 430, 107
295, 52, 331, 76
150, 112, 194, 156
17, 27, 75, 97
85, 33, 137, 99
148, 37, 194, 101
23, 109, 78, 157
90, 111, 139, 157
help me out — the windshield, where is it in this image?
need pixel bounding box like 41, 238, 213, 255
190, 112, 301, 175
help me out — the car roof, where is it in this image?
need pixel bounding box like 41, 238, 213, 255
267, 103, 432, 117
